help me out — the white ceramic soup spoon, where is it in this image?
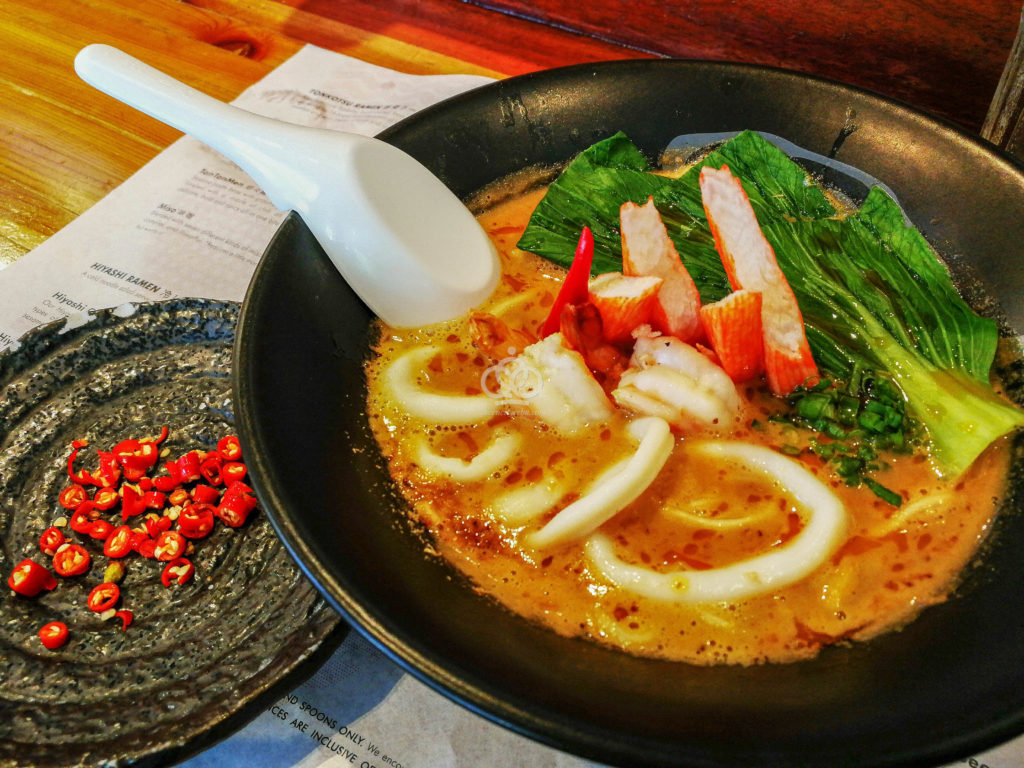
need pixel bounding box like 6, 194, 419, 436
74, 44, 500, 328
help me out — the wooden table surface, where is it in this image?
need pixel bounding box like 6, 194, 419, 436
1, 0, 1021, 268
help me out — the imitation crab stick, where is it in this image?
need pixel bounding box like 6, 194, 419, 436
587, 272, 663, 344
699, 165, 818, 395
699, 289, 764, 383
620, 198, 703, 343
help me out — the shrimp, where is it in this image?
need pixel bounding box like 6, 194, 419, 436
612, 327, 742, 432
516, 332, 614, 435
559, 302, 631, 391
469, 311, 536, 361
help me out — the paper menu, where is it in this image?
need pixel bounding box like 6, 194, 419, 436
1, 42, 1021, 768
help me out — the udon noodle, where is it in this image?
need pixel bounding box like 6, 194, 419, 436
365, 176, 1010, 666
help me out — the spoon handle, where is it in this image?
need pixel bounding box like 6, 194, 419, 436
74, 44, 332, 211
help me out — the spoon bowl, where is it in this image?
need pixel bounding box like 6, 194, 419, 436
73, 44, 499, 327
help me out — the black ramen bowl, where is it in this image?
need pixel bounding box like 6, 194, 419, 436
234, 60, 1024, 768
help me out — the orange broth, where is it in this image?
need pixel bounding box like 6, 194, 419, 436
364, 185, 1009, 666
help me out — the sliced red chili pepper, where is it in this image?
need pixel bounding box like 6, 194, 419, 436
104, 525, 134, 558
154, 530, 186, 561
114, 609, 133, 630
221, 461, 247, 485
541, 226, 595, 336
8, 558, 58, 596
142, 490, 166, 510
160, 557, 194, 587
138, 477, 153, 492
70, 504, 97, 535
191, 484, 220, 505
87, 582, 120, 612
111, 437, 140, 457
88, 519, 114, 541
58, 484, 89, 510
39, 621, 69, 650
120, 485, 145, 521
199, 453, 224, 486
130, 532, 156, 559
121, 463, 146, 483
92, 487, 119, 511
224, 480, 253, 497
175, 451, 203, 484
168, 488, 190, 507
53, 544, 90, 577
217, 435, 242, 462
152, 469, 179, 493
144, 514, 172, 539
67, 442, 93, 485
39, 527, 66, 557
116, 440, 160, 480
178, 502, 215, 539
92, 451, 121, 488
216, 490, 257, 528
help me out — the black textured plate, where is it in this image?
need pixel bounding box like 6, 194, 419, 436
0, 299, 345, 768
235, 60, 1024, 768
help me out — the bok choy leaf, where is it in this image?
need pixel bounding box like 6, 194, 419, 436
517, 130, 1024, 477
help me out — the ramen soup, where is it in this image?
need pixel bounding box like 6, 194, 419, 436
365, 137, 1019, 666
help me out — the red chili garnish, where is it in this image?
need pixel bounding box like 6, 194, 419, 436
154, 530, 186, 561
39, 527, 66, 557
175, 451, 203, 484
92, 487, 119, 511
120, 485, 145, 521
144, 514, 172, 539
114, 437, 160, 479
168, 488, 190, 507
39, 621, 69, 650
111, 437, 140, 457
216, 490, 257, 528
152, 473, 178, 493
217, 435, 242, 462
224, 480, 253, 497
130, 532, 157, 559
67, 441, 93, 485
103, 525, 134, 558
142, 490, 166, 510
92, 451, 122, 488
178, 502, 215, 539
70, 505, 97, 535
114, 609, 133, 630
8, 558, 58, 596
221, 461, 247, 485
191, 484, 220, 505
199, 453, 223, 486
138, 477, 153, 492
541, 227, 595, 336
58, 484, 89, 510
53, 544, 90, 577
88, 519, 114, 541
87, 582, 120, 612
160, 557, 194, 587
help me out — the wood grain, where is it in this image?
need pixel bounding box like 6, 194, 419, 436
467, 0, 1021, 131
0, 0, 1017, 267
